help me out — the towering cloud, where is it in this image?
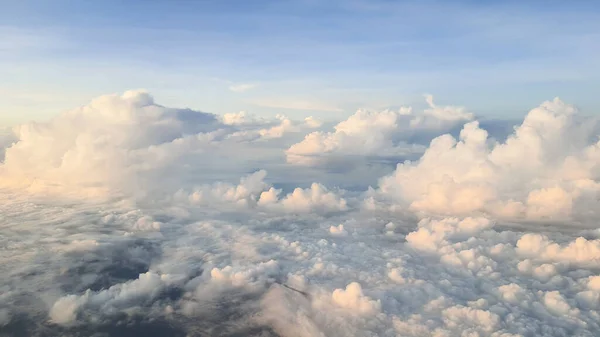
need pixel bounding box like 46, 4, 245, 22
374, 98, 600, 223
0, 91, 322, 197
0, 90, 223, 195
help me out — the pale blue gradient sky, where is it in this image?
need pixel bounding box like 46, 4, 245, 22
1, 0, 599, 126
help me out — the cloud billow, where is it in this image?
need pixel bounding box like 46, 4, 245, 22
286, 95, 473, 169
1, 91, 600, 336
372, 98, 600, 223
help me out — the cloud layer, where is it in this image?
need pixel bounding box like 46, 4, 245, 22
1, 91, 600, 336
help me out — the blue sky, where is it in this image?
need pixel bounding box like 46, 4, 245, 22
1, 0, 599, 126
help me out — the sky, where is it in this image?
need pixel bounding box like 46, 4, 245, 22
2, 88, 600, 336
2, 0, 600, 126
3, 1, 600, 335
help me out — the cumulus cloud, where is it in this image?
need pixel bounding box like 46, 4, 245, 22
209, 260, 279, 288
228, 83, 258, 93
0, 91, 324, 198
331, 282, 381, 315
304, 116, 323, 128
275, 183, 348, 213
222, 111, 322, 142
517, 234, 600, 268
0, 90, 224, 196
286, 95, 473, 168
329, 224, 348, 236
49, 271, 189, 325
374, 98, 600, 223
406, 217, 494, 253
3, 90, 600, 336
417, 94, 474, 127
177, 170, 348, 214
221, 111, 264, 126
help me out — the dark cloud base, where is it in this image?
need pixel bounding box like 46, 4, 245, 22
1, 286, 281, 337
1, 315, 280, 337
58, 239, 161, 293
0, 235, 280, 337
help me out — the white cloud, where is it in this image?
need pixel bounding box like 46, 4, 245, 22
419, 94, 474, 125
517, 234, 600, 268
0, 90, 224, 196
229, 83, 258, 93
406, 217, 493, 253
222, 112, 322, 142
0, 90, 324, 198
441, 305, 500, 333
286, 95, 472, 168
49, 271, 186, 325
178, 170, 348, 214
331, 282, 381, 315
276, 183, 348, 213
3, 90, 600, 336
304, 116, 323, 128
374, 98, 600, 223
252, 98, 343, 112
258, 115, 296, 139
209, 260, 279, 287
221, 111, 262, 125
329, 224, 348, 236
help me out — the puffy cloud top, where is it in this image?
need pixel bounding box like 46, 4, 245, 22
179, 170, 348, 214
0, 90, 323, 197
331, 282, 381, 315
286, 95, 473, 167
0, 90, 221, 194
375, 98, 600, 222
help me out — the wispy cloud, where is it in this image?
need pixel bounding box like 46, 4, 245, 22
229, 83, 258, 93
252, 98, 343, 112
0, 26, 68, 53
